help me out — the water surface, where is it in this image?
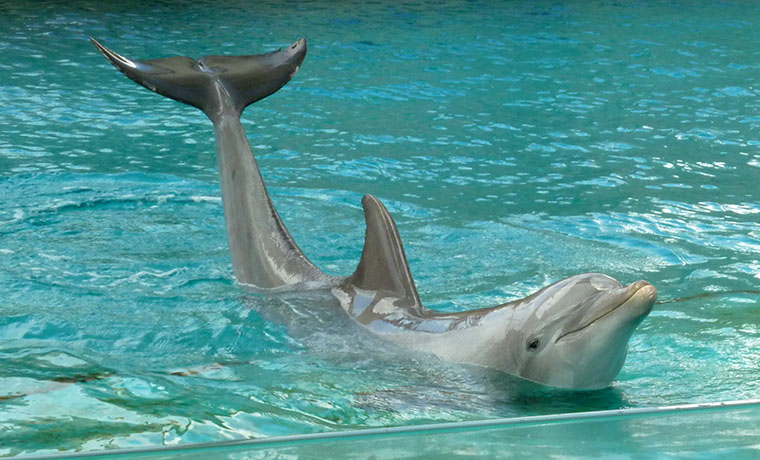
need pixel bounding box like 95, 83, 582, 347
1, 0, 759, 455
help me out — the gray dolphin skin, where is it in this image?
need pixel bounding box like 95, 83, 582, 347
92, 38, 657, 390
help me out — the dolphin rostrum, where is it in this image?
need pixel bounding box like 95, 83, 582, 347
92, 38, 657, 389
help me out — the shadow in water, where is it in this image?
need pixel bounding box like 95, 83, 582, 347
474, 367, 629, 415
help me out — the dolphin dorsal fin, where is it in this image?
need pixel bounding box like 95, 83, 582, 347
349, 195, 423, 310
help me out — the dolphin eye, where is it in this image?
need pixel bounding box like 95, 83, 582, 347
527, 339, 540, 351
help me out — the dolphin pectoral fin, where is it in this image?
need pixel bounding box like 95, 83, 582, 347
90, 38, 307, 117
348, 195, 423, 311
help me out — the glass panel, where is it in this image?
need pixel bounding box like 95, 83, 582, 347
25, 400, 760, 459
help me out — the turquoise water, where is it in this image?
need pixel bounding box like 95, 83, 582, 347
1, 0, 759, 455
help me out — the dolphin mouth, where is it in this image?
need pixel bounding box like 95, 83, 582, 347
555, 281, 657, 343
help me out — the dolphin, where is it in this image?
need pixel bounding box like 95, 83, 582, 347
91, 38, 657, 389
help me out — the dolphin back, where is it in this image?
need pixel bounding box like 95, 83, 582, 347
90, 38, 307, 118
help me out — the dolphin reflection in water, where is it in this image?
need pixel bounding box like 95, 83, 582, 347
92, 38, 657, 390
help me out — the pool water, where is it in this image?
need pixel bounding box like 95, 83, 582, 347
1, 0, 759, 455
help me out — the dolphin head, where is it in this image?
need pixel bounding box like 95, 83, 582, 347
506, 273, 656, 390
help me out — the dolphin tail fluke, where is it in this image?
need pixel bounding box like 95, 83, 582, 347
91, 37, 329, 290
90, 37, 307, 118
349, 195, 423, 310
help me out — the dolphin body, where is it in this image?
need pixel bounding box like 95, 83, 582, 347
92, 38, 657, 390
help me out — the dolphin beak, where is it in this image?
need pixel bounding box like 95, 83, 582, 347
624, 280, 657, 309
634, 280, 658, 301
556, 280, 657, 342
625, 280, 657, 314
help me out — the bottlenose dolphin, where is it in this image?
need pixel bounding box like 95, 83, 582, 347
91, 38, 657, 389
